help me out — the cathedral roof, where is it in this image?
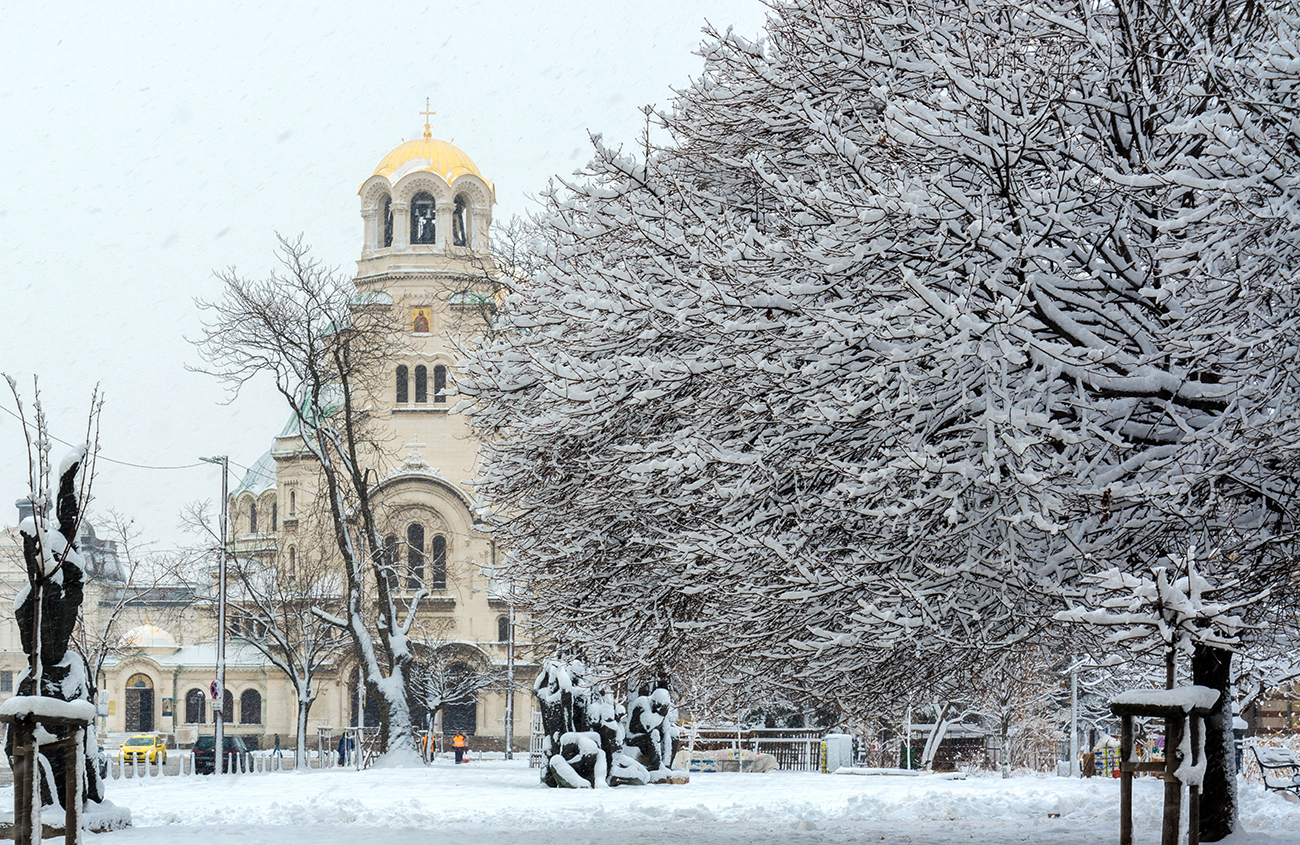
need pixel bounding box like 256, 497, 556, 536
370, 137, 483, 187
233, 449, 277, 497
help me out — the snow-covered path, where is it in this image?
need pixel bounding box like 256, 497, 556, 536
12, 759, 1300, 844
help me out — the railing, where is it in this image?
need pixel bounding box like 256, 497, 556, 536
102, 749, 308, 779
685, 728, 826, 772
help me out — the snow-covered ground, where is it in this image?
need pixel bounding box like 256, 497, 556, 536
7, 759, 1300, 844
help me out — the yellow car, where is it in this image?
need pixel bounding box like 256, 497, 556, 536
120, 734, 167, 765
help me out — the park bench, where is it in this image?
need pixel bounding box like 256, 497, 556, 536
1249, 745, 1300, 797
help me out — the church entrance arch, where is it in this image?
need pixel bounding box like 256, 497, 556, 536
442, 663, 477, 736
124, 673, 155, 732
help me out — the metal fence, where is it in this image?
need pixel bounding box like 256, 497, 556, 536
685, 728, 825, 772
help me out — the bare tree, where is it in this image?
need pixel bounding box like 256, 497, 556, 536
193, 235, 424, 761
182, 501, 349, 769
65, 510, 192, 695
410, 635, 505, 744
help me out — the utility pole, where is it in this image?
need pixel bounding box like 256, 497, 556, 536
495, 540, 516, 761
1070, 664, 1079, 777
201, 455, 229, 776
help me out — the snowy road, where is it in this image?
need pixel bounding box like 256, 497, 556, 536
8, 759, 1300, 844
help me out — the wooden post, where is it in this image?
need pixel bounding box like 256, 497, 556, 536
1111, 689, 1217, 845
12, 722, 34, 845
1119, 715, 1133, 845
1163, 714, 1184, 845
64, 727, 82, 845
2, 712, 93, 845
1189, 716, 1202, 845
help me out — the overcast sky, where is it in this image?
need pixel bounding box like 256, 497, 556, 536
0, 0, 769, 552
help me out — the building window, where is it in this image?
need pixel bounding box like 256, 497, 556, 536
249, 501, 258, 534
271, 501, 277, 531
240, 689, 262, 725
453, 195, 469, 247
407, 524, 425, 588
434, 365, 447, 404
410, 192, 436, 244
381, 196, 393, 248
415, 365, 428, 403
185, 689, 206, 724
289, 490, 296, 515
384, 534, 399, 569
215, 690, 233, 724
431, 534, 447, 590
288, 546, 297, 579
396, 365, 409, 403
0, 671, 12, 693
497, 616, 509, 643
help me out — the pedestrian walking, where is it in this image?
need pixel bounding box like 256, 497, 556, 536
452, 731, 467, 764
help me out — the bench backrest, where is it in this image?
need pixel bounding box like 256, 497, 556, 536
1251, 745, 1299, 767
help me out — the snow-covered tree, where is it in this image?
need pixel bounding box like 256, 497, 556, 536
462, 1, 1300, 836
195, 235, 424, 762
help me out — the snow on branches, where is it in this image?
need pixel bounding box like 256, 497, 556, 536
461, 0, 1300, 711
1056, 545, 1265, 687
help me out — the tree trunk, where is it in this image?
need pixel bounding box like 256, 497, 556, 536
1192, 644, 1235, 842
921, 701, 953, 773
297, 699, 310, 771
1001, 715, 1011, 778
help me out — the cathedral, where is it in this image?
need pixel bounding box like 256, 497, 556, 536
0, 116, 535, 753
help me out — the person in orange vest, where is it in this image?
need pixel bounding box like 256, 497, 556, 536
452, 731, 468, 764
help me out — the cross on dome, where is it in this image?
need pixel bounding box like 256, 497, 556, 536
421, 98, 436, 140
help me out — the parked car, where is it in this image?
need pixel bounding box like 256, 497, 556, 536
119, 734, 166, 765
192, 735, 249, 774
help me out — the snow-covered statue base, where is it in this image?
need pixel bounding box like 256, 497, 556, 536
534, 660, 688, 788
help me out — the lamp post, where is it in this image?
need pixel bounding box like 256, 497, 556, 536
201, 455, 229, 776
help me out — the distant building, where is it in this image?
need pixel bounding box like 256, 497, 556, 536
0, 119, 536, 750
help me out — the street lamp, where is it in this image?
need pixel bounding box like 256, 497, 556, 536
200, 455, 229, 776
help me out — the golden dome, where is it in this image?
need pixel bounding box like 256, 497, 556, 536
370, 137, 483, 186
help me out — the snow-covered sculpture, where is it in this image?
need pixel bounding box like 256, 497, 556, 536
4, 449, 107, 808
623, 683, 683, 783
534, 660, 660, 788
534, 659, 603, 788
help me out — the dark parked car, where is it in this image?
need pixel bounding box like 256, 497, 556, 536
192, 735, 250, 774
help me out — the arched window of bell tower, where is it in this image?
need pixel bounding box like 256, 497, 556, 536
381, 196, 394, 248
453, 195, 470, 248
410, 192, 436, 245
396, 365, 409, 404
433, 365, 447, 403
415, 365, 428, 403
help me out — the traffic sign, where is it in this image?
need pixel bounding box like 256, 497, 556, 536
210, 680, 220, 701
